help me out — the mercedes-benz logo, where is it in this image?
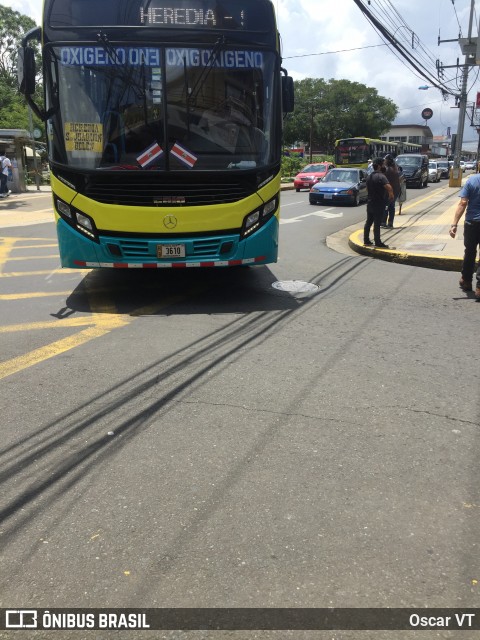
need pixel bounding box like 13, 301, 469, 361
163, 215, 177, 229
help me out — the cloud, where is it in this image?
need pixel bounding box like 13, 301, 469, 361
276, 0, 477, 145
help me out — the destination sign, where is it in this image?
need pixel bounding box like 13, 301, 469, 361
58, 47, 263, 69
48, 0, 270, 30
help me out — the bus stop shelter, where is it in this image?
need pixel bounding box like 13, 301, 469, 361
0, 129, 32, 193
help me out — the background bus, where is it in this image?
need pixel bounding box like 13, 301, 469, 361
396, 142, 423, 154
18, 0, 294, 269
334, 137, 424, 169
334, 137, 398, 168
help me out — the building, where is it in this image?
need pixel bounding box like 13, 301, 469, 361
381, 124, 433, 154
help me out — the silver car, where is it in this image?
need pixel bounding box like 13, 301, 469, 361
428, 161, 442, 183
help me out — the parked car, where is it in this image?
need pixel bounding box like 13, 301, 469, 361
436, 160, 450, 179
309, 168, 368, 206
294, 162, 335, 191
395, 154, 429, 188
465, 160, 476, 170
460, 160, 466, 172
428, 161, 442, 183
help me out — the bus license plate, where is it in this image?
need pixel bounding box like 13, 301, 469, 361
157, 244, 185, 258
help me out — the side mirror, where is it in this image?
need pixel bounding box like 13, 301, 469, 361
18, 46, 36, 96
281, 75, 295, 113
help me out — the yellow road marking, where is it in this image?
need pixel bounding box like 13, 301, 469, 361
0, 318, 130, 381
0, 317, 106, 332
10, 243, 58, 249
0, 269, 87, 277
0, 238, 16, 274
0, 291, 72, 300
5, 254, 59, 261
399, 186, 452, 213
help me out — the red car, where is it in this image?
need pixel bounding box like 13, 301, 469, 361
294, 162, 335, 191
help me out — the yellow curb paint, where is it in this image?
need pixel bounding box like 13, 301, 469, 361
349, 229, 461, 262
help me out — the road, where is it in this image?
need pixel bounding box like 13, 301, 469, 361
1, 184, 479, 639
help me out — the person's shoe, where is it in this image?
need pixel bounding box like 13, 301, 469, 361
380, 224, 388, 229
363, 240, 374, 246
386, 224, 394, 228
375, 242, 389, 249
475, 287, 480, 300
459, 277, 473, 292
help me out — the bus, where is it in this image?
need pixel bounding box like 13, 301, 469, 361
396, 141, 423, 155
334, 137, 425, 168
18, 0, 294, 269
334, 137, 399, 168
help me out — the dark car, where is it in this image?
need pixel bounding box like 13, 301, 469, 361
309, 168, 368, 206
436, 160, 450, 179
294, 162, 335, 191
395, 154, 429, 188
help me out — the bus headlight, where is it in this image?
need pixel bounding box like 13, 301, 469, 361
56, 198, 72, 219
240, 195, 278, 240
76, 212, 93, 231
75, 211, 97, 240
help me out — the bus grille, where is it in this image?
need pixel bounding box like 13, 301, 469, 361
84, 174, 255, 207
118, 238, 223, 258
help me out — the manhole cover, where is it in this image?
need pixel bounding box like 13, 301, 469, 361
272, 280, 319, 294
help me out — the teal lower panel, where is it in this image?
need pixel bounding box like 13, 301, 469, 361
57, 216, 279, 268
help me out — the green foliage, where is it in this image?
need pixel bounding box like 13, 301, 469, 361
283, 78, 398, 154
0, 6, 43, 135
0, 5, 38, 87
281, 154, 304, 179
281, 153, 335, 179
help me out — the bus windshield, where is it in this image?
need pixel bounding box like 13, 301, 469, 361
335, 143, 368, 165
45, 44, 275, 171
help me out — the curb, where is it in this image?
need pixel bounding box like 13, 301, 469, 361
348, 229, 463, 272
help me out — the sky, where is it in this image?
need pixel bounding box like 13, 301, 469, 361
4, 0, 480, 149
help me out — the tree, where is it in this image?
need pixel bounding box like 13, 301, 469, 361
283, 78, 398, 154
0, 6, 43, 134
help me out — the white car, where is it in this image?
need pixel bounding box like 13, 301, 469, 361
428, 161, 442, 183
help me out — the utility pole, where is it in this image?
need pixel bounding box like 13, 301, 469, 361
449, 0, 475, 186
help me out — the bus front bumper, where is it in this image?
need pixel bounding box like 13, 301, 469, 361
56, 216, 279, 269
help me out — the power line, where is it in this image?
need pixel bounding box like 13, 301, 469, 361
351, 0, 459, 98
283, 43, 388, 59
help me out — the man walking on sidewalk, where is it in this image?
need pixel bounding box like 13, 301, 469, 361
450, 174, 480, 300
364, 157, 393, 248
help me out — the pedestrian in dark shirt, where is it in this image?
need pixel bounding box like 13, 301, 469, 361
382, 155, 401, 228
364, 157, 393, 248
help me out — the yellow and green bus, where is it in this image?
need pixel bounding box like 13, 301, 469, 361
19, 0, 294, 269
334, 137, 423, 168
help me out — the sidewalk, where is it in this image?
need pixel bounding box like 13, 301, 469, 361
346, 180, 466, 271
0, 186, 53, 228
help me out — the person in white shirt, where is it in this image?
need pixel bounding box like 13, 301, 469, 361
0, 151, 12, 197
